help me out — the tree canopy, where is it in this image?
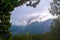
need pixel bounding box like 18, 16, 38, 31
49, 0, 60, 16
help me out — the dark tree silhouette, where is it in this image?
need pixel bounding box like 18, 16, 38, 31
49, 0, 60, 16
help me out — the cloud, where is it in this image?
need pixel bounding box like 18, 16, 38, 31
11, 8, 54, 26
10, 0, 53, 26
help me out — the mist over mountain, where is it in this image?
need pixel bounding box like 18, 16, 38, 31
11, 14, 54, 26
10, 19, 53, 35
26, 15, 48, 24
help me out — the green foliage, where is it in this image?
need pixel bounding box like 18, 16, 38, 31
11, 32, 58, 40
50, 19, 60, 40
12, 33, 33, 40
11, 33, 50, 40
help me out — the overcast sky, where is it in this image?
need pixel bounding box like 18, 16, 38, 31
11, 0, 53, 26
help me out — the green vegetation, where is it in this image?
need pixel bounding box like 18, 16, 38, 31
0, 0, 60, 40
0, 32, 60, 40
5, 33, 51, 40
3, 32, 55, 40
6, 32, 60, 40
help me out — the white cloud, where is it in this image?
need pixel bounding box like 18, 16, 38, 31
11, 0, 54, 26
11, 8, 55, 26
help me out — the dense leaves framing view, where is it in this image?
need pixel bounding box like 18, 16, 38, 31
0, 0, 60, 40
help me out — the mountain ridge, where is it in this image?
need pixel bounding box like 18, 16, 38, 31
10, 19, 53, 35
